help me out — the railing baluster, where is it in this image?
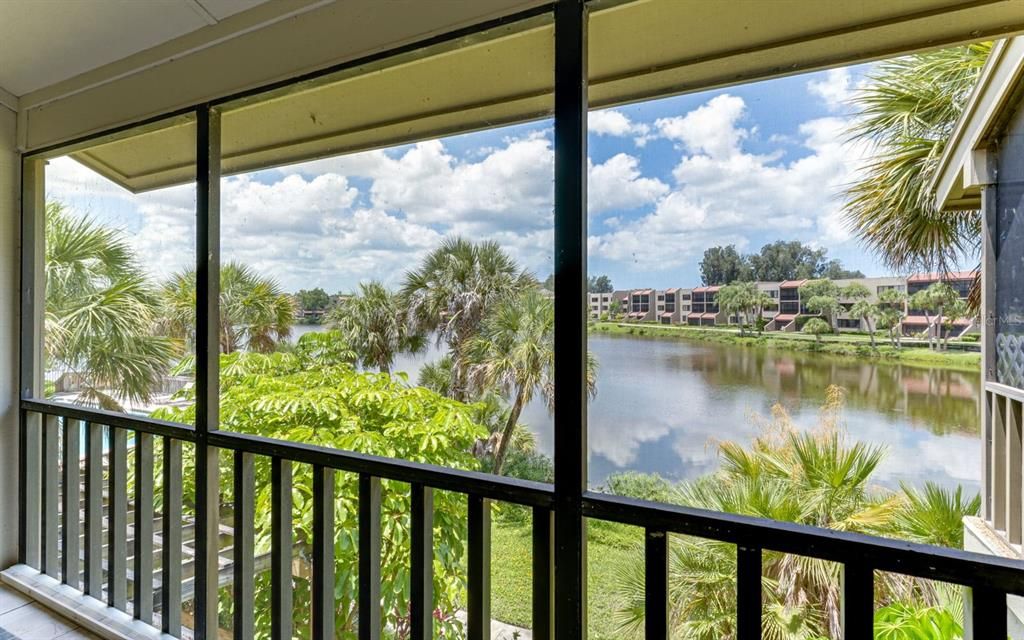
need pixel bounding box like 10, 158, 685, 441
969, 586, 1007, 639
467, 495, 491, 640
62, 418, 81, 589
42, 414, 59, 578
233, 451, 255, 639
84, 421, 103, 599
532, 507, 553, 640
108, 426, 128, 610
133, 432, 155, 623
410, 483, 433, 640
195, 444, 220, 640
992, 393, 1007, 531
359, 475, 382, 640
737, 545, 762, 640
271, 458, 293, 640
20, 411, 41, 569
161, 438, 183, 637
1007, 399, 1023, 543
312, 465, 335, 640
645, 529, 668, 640
840, 564, 873, 639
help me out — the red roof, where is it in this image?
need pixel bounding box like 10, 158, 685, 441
632, 289, 653, 295
908, 271, 977, 283
692, 286, 709, 293
902, 315, 930, 324
780, 280, 807, 288
660, 312, 673, 317
774, 314, 796, 322
700, 312, 718, 319
706, 285, 721, 293
665, 288, 678, 293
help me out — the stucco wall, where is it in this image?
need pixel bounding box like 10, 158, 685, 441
0, 105, 19, 566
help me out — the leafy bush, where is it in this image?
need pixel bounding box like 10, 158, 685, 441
604, 472, 673, 503
153, 331, 487, 639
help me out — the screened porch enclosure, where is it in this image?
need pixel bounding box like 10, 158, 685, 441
8, 1, 1024, 639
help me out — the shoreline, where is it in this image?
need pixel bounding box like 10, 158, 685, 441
590, 321, 982, 373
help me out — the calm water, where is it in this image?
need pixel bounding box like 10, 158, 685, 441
292, 325, 982, 492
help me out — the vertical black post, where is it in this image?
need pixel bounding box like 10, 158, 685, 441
194, 104, 221, 640
41, 414, 59, 578
271, 458, 293, 640
553, 2, 588, 639
358, 475, 382, 640
841, 564, 873, 639
736, 545, 762, 640
969, 586, 1007, 640
233, 451, 255, 639
532, 507, 554, 640
312, 465, 335, 640
84, 422, 103, 599
467, 495, 491, 640
62, 418, 81, 589
410, 483, 434, 640
108, 426, 128, 610
134, 432, 155, 623
162, 438, 183, 637
644, 529, 668, 640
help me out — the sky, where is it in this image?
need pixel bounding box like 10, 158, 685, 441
47, 63, 891, 294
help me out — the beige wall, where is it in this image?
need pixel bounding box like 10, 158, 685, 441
0, 104, 19, 565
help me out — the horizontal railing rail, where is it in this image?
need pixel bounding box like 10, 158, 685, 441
18, 399, 1023, 640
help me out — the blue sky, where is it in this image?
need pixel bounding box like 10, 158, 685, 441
47, 62, 904, 294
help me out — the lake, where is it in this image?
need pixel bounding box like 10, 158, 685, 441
291, 325, 982, 493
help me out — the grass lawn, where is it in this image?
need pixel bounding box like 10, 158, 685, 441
591, 321, 981, 373
490, 517, 640, 640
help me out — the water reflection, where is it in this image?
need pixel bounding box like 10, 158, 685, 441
531, 333, 980, 492
297, 325, 981, 493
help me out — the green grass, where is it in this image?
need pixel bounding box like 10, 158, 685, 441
590, 321, 981, 373
491, 518, 640, 640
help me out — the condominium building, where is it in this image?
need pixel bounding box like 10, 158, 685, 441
605, 274, 977, 335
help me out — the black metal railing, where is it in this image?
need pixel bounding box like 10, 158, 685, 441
16, 397, 1024, 640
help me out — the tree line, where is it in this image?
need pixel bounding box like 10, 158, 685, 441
699, 240, 865, 286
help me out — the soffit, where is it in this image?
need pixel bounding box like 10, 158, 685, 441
0, 0, 270, 96
38, 0, 1024, 192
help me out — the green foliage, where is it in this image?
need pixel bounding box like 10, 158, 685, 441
588, 274, 614, 293
844, 43, 990, 275
874, 603, 963, 640
699, 244, 751, 285
604, 472, 673, 503
802, 317, 833, 345
402, 237, 535, 401
294, 287, 330, 311
329, 280, 424, 373
162, 261, 294, 354
152, 332, 488, 639
45, 202, 177, 411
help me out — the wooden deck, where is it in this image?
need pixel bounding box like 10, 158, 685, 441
0, 583, 99, 639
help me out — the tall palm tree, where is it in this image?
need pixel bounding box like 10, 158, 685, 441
329, 280, 424, 373
464, 288, 598, 474
402, 237, 535, 400
162, 261, 294, 354
843, 44, 991, 283
45, 202, 176, 410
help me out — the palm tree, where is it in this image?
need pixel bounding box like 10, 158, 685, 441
717, 282, 756, 335
329, 280, 424, 373
843, 44, 991, 287
464, 288, 598, 474
802, 317, 832, 347
402, 237, 535, 400
45, 202, 177, 411
162, 261, 294, 354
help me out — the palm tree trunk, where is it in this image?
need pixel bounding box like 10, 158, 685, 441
492, 387, 527, 475
864, 316, 875, 348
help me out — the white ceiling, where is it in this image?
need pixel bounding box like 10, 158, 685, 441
0, 0, 271, 96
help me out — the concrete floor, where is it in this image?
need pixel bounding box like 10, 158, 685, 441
0, 584, 99, 640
